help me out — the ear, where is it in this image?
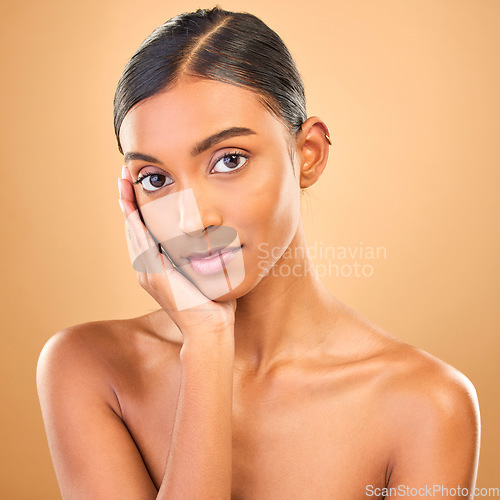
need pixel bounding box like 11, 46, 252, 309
296, 117, 331, 189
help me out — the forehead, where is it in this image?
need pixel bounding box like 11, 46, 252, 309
119, 78, 286, 154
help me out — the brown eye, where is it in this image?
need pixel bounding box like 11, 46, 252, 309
224, 155, 241, 169
212, 153, 248, 173
139, 172, 173, 192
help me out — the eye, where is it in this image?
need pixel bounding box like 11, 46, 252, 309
211, 153, 248, 173
134, 171, 173, 192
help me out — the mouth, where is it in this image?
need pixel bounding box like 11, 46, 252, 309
187, 245, 243, 276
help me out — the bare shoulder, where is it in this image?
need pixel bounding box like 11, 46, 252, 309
337, 301, 480, 469
330, 301, 480, 482
365, 326, 479, 432
335, 300, 479, 416
36, 309, 181, 414
38, 309, 182, 361
36, 311, 181, 498
376, 340, 480, 441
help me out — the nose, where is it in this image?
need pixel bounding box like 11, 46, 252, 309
178, 187, 221, 236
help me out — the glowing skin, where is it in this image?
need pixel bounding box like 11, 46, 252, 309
36, 76, 479, 500
119, 78, 303, 306
123, 187, 245, 308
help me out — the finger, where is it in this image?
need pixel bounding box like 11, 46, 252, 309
158, 257, 211, 312
122, 165, 134, 183
118, 177, 137, 216
119, 173, 177, 274
119, 177, 136, 206
124, 209, 164, 274
123, 206, 211, 310
119, 171, 212, 312
118, 175, 161, 269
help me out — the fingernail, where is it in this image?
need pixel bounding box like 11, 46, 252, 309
119, 199, 125, 213
118, 177, 122, 197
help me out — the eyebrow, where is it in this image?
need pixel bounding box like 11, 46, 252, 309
124, 152, 164, 165
190, 127, 257, 156
123, 126, 257, 165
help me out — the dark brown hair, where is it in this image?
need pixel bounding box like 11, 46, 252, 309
113, 6, 307, 154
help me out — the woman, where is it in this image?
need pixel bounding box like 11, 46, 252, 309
37, 7, 480, 499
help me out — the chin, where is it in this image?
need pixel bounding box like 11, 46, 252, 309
196, 279, 248, 302
210, 270, 268, 302
211, 291, 240, 302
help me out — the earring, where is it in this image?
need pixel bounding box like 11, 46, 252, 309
325, 133, 332, 145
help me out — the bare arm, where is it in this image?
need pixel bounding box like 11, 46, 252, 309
37, 329, 158, 499
385, 364, 480, 499
37, 324, 234, 500
37, 167, 236, 498
159, 329, 234, 498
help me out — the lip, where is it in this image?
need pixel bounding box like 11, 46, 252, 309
188, 245, 242, 275
187, 245, 239, 261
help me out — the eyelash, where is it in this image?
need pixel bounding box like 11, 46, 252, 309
132, 151, 250, 191
133, 171, 169, 186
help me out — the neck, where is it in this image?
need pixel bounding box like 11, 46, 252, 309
233, 225, 336, 375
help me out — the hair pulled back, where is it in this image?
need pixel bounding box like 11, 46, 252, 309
113, 6, 307, 154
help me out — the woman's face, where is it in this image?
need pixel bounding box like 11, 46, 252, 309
119, 78, 302, 301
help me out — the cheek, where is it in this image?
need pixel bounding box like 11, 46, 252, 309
264, 154, 300, 221
233, 158, 300, 246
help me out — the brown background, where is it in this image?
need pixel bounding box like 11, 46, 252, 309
1, 0, 498, 497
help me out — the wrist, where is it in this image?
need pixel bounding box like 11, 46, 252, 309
180, 336, 235, 384
180, 326, 235, 358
